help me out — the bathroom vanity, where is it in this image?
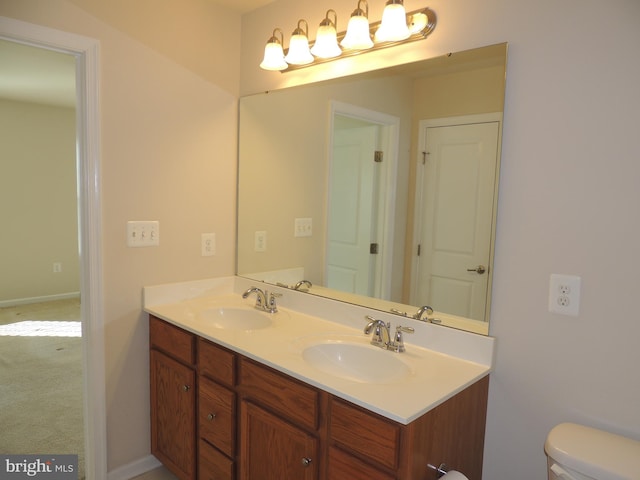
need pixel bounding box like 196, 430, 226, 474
145, 277, 494, 480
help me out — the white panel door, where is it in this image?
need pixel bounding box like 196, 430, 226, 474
414, 121, 499, 320
327, 126, 378, 296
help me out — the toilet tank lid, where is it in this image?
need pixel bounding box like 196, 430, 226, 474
545, 423, 640, 480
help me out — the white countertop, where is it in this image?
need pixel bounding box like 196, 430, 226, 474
144, 276, 495, 425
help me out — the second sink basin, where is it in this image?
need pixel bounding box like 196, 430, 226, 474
301, 338, 412, 383
199, 307, 272, 330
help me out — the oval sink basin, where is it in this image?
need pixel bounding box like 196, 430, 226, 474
302, 341, 411, 383
199, 307, 272, 330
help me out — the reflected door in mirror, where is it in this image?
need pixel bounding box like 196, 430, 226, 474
411, 118, 500, 321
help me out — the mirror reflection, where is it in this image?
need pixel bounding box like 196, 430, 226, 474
238, 43, 507, 335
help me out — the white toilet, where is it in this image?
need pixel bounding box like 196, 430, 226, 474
545, 422, 640, 480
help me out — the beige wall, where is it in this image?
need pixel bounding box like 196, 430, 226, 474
2, 0, 640, 479
0, 99, 79, 303
1, 0, 239, 472
242, 1, 640, 480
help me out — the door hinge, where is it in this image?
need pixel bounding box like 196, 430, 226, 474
374, 151, 383, 163
417, 244, 421, 256
370, 243, 379, 254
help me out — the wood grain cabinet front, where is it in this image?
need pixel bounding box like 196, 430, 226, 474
239, 400, 318, 480
149, 315, 490, 480
150, 318, 197, 480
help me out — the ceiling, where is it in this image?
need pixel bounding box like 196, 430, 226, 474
209, 0, 276, 13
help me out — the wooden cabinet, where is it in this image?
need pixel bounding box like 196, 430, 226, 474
149, 315, 490, 480
240, 400, 318, 480
150, 317, 197, 480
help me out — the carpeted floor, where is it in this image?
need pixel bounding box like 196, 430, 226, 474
0, 298, 85, 479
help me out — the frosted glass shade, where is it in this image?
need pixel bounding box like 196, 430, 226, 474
260, 42, 287, 71
341, 15, 373, 50
311, 24, 342, 58
285, 34, 314, 65
375, 3, 410, 42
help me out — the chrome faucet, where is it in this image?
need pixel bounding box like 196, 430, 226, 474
242, 287, 281, 313
364, 315, 414, 352
413, 305, 434, 321
293, 280, 312, 291
364, 315, 390, 348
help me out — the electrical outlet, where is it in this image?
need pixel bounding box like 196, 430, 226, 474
53, 262, 62, 273
201, 233, 216, 256
127, 221, 159, 247
255, 231, 267, 252
548, 274, 581, 316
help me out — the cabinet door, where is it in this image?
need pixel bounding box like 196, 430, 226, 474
239, 401, 317, 480
150, 349, 196, 480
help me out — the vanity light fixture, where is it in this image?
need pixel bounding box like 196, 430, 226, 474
259, 1, 437, 72
310, 10, 341, 59
284, 19, 314, 66
259, 28, 288, 71
341, 0, 374, 50
375, 0, 410, 42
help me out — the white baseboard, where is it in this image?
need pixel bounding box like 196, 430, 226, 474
107, 455, 162, 480
0, 292, 80, 308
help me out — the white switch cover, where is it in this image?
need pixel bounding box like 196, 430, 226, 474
548, 274, 581, 316
255, 231, 267, 252
201, 233, 216, 256
294, 217, 312, 237
127, 221, 159, 247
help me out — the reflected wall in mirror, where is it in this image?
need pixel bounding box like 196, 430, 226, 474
238, 43, 507, 335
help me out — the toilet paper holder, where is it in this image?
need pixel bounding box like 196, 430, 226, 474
427, 463, 449, 478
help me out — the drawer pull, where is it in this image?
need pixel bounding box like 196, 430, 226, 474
182, 385, 191, 392
301, 457, 312, 467
207, 413, 217, 421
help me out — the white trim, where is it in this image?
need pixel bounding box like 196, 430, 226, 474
0, 16, 107, 480
106, 455, 162, 480
328, 100, 400, 300
0, 292, 81, 308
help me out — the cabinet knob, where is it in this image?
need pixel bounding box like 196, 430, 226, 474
301, 457, 312, 467
182, 385, 191, 392
207, 413, 216, 421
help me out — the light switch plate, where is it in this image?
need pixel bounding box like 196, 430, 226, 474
127, 221, 159, 247
294, 217, 312, 237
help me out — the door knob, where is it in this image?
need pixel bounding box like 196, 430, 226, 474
467, 265, 486, 274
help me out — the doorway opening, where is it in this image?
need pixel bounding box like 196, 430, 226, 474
326, 101, 400, 300
0, 17, 106, 478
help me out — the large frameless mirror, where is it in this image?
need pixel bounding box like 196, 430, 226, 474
237, 43, 507, 335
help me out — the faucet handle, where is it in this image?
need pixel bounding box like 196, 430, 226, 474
266, 291, 282, 313
389, 325, 414, 353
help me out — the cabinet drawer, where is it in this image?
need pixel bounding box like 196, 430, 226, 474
199, 377, 235, 458
238, 358, 319, 431
150, 316, 195, 366
199, 439, 234, 480
328, 446, 395, 480
199, 338, 235, 386
330, 398, 401, 470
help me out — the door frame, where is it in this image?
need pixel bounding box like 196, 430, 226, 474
327, 101, 400, 299
0, 16, 107, 478
410, 112, 502, 320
